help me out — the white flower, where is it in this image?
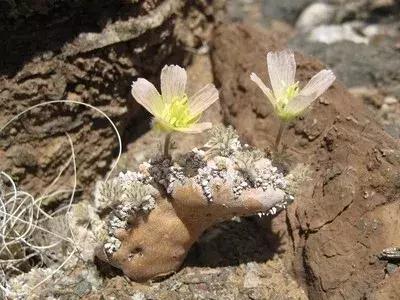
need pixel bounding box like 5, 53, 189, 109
131, 65, 219, 133
250, 49, 336, 121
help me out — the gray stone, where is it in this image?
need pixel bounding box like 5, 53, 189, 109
296, 2, 336, 32
289, 39, 400, 90
308, 24, 368, 44
386, 263, 398, 274
263, 0, 313, 24
384, 96, 398, 105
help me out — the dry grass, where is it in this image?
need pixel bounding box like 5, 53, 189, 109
0, 100, 122, 298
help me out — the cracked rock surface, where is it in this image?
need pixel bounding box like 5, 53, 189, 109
212, 23, 400, 300
0, 0, 224, 199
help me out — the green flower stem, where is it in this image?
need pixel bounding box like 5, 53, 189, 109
274, 122, 286, 153
164, 133, 172, 158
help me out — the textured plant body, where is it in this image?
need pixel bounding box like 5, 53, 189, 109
95, 140, 292, 281
97, 184, 286, 281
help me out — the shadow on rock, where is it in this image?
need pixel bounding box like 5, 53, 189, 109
185, 215, 284, 268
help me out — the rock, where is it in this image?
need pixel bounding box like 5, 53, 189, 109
86, 260, 308, 299
296, 3, 336, 33
289, 39, 400, 92
370, 269, 400, 300
349, 87, 384, 108
292, 37, 400, 137
344, 88, 400, 138
211, 23, 400, 300
370, 0, 396, 10
362, 24, 381, 38
226, 0, 264, 25
0, 1, 224, 197
263, 0, 313, 25
308, 23, 368, 44
385, 263, 398, 274
131, 292, 146, 300
384, 96, 398, 105
333, 0, 395, 22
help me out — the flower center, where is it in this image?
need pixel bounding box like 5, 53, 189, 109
277, 82, 300, 108
161, 95, 198, 128
274, 82, 300, 122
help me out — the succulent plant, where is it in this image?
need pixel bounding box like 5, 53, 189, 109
94, 127, 293, 281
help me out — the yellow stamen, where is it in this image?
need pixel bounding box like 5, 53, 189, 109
155, 95, 200, 132
276, 82, 300, 122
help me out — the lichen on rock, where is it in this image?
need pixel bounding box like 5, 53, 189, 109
6, 264, 102, 300
94, 126, 294, 281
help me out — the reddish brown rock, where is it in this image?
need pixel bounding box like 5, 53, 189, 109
0, 1, 224, 197
211, 23, 400, 299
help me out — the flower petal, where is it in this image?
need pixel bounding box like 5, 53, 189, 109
267, 49, 296, 98
286, 69, 335, 115
161, 65, 187, 103
131, 78, 162, 115
176, 122, 212, 133
299, 69, 336, 99
152, 117, 174, 133
250, 72, 276, 107
188, 84, 219, 116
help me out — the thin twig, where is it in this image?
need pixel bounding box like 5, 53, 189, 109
163, 133, 172, 158
274, 121, 286, 153
0, 135, 78, 296
0, 99, 120, 296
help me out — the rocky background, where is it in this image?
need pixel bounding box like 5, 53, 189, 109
1, 0, 400, 299
0, 0, 225, 198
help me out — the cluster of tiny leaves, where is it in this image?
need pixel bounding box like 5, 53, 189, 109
205, 125, 241, 157
97, 180, 124, 207
285, 163, 313, 195
234, 149, 264, 174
